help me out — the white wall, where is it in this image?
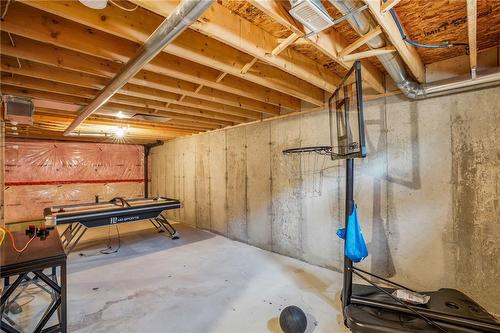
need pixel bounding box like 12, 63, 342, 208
151, 85, 500, 316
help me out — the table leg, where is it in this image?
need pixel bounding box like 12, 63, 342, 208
1, 274, 28, 306
61, 262, 67, 333
1, 273, 28, 333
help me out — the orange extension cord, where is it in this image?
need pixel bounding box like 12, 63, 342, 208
0, 226, 36, 253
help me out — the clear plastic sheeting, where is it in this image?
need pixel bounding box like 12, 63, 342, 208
5, 183, 144, 223
6, 139, 144, 183
4, 139, 145, 223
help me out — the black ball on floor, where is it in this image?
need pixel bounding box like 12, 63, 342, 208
279, 305, 307, 333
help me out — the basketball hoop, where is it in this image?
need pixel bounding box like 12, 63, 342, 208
282, 146, 331, 197
282, 61, 367, 197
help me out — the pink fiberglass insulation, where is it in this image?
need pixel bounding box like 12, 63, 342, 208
4, 139, 145, 223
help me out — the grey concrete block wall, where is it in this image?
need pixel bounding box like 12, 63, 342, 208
226, 127, 247, 243
450, 88, 499, 314
151, 85, 500, 316
195, 136, 211, 230
270, 117, 302, 258
246, 123, 272, 250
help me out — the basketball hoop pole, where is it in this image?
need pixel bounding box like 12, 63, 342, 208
342, 158, 354, 308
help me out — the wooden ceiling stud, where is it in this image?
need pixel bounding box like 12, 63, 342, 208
466, 0, 477, 78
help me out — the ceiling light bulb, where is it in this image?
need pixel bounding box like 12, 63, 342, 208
114, 127, 126, 138
115, 111, 126, 119
78, 0, 107, 9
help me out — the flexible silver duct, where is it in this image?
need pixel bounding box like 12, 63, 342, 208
64, 0, 214, 135
329, 0, 427, 98
327, 0, 500, 100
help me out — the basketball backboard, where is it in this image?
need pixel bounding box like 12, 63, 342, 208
328, 61, 367, 160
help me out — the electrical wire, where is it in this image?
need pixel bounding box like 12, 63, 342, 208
108, 0, 138, 12
0, 227, 6, 247
99, 224, 121, 254
77, 224, 121, 257
6, 32, 21, 69
79, 198, 129, 257
1, 0, 11, 21
0, 226, 37, 253
387, 3, 468, 49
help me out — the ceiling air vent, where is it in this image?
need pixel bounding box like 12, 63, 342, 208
3, 96, 34, 125
289, 0, 333, 33
132, 114, 172, 123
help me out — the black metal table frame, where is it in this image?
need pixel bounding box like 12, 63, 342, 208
1, 260, 66, 333
48, 197, 181, 254
60, 212, 179, 254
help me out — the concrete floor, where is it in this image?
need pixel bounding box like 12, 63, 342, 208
7, 221, 349, 333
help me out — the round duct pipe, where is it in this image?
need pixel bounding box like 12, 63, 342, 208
327, 0, 499, 99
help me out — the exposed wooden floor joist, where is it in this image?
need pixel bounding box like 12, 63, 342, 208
127, 0, 339, 92
16, 2, 325, 106
1, 0, 497, 143
248, 0, 386, 94
0, 33, 286, 118
1, 5, 303, 111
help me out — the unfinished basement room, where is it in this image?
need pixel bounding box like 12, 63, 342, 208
0, 0, 499, 332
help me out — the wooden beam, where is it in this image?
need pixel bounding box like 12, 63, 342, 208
380, 0, 402, 13
19, 1, 325, 106
32, 114, 202, 134
0, 74, 235, 127
248, 0, 386, 94
271, 33, 299, 56
31, 110, 208, 133
215, 72, 227, 82
8, 125, 183, 142
241, 58, 258, 75
194, 85, 204, 93
7, 127, 183, 142
277, 38, 309, 46
0, 33, 284, 115
31, 113, 195, 139
6, 129, 166, 144
35, 108, 198, 134
2, 4, 302, 111
466, 0, 477, 77
341, 47, 396, 62
126, 0, 338, 93
0, 85, 219, 131
339, 27, 383, 58
362, 0, 426, 83
0, 58, 252, 123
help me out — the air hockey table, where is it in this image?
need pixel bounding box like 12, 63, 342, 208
44, 197, 181, 253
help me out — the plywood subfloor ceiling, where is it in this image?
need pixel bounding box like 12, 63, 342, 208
0, 0, 498, 143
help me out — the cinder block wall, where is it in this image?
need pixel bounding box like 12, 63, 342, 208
151, 85, 500, 316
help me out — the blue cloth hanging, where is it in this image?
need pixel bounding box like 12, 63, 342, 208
336, 204, 368, 263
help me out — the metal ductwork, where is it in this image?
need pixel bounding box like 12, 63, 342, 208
292, 0, 499, 99
328, 0, 428, 98
289, 0, 334, 33
63, 0, 214, 135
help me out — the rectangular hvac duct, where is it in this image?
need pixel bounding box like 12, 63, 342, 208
3, 96, 34, 125
132, 114, 172, 123
289, 0, 333, 33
